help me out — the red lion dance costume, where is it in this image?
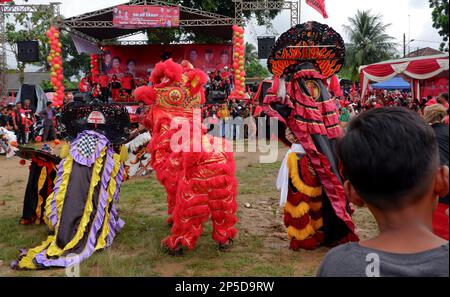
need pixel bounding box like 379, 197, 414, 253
134, 59, 238, 253
264, 22, 359, 250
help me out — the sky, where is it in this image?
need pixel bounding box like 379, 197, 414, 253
6, 0, 445, 68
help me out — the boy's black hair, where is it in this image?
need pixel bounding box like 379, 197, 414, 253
337, 107, 440, 210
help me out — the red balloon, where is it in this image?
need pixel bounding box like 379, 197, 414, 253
57, 74, 64, 81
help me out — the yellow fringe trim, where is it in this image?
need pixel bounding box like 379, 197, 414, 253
46, 148, 106, 257
35, 166, 47, 224
287, 153, 322, 197
43, 157, 74, 231
95, 153, 121, 251
119, 145, 128, 163
284, 201, 310, 218
311, 218, 323, 231
59, 143, 70, 159
18, 236, 55, 270
309, 201, 323, 212
287, 224, 316, 241
43, 192, 54, 230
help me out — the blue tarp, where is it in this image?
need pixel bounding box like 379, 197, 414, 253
372, 77, 411, 90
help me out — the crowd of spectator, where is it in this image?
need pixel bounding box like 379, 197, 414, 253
334, 91, 449, 130
79, 73, 148, 103
205, 67, 234, 99
0, 94, 73, 145
202, 98, 263, 140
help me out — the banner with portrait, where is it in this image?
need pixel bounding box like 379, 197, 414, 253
101, 44, 233, 80
112, 5, 180, 29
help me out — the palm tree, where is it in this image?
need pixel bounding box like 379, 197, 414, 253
343, 10, 398, 81
245, 42, 258, 63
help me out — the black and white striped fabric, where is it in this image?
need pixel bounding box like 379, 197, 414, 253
76, 134, 99, 158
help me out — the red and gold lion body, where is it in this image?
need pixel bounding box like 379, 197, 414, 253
135, 59, 238, 252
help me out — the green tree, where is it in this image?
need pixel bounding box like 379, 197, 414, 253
245, 42, 269, 78
342, 10, 397, 82
429, 0, 449, 52
5, 6, 52, 84
5, 6, 90, 84
146, 0, 283, 43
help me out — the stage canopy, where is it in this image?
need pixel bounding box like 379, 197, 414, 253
359, 54, 449, 99
372, 76, 410, 90
62, 0, 234, 44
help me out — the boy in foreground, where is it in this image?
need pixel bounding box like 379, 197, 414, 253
318, 107, 449, 277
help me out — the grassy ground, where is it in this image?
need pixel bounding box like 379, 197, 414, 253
0, 142, 378, 277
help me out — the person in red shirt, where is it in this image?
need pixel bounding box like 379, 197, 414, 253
110, 75, 121, 102
98, 74, 110, 102
108, 56, 124, 79
121, 73, 134, 95
92, 83, 101, 100
79, 75, 91, 93
215, 50, 232, 72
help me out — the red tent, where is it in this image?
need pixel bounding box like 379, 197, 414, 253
359, 54, 449, 100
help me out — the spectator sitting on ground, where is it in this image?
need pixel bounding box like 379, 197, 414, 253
318, 107, 449, 277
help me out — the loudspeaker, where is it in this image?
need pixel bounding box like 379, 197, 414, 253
17, 41, 39, 62
257, 36, 276, 59
19, 84, 38, 110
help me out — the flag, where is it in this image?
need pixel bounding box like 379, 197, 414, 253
0, 0, 14, 3
305, 0, 329, 19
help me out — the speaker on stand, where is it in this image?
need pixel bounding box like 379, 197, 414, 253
17, 40, 40, 63
257, 36, 276, 59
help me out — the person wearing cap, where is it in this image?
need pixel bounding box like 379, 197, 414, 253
11, 102, 25, 145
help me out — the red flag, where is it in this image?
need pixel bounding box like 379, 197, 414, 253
0, 0, 14, 3
306, 0, 329, 19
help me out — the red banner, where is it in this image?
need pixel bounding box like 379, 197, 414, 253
102, 44, 233, 80
0, 0, 13, 2
113, 5, 180, 29
421, 76, 449, 98
305, 0, 328, 18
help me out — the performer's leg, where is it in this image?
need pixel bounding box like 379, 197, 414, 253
162, 178, 210, 251
284, 191, 319, 251
309, 197, 324, 244
209, 182, 238, 246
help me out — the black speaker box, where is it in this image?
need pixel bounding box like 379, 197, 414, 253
257, 36, 276, 60
17, 40, 40, 62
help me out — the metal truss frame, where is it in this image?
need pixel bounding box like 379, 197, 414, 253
0, 3, 59, 97
235, 0, 299, 27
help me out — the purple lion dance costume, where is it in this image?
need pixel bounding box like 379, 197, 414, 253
14, 101, 130, 270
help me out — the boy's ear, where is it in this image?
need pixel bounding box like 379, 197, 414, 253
435, 165, 449, 199
344, 180, 365, 207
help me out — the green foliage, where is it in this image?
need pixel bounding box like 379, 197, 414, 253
244, 43, 270, 78
5, 7, 90, 84
341, 10, 398, 82
429, 0, 449, 52
146, 0, 283, 43
40, 79, 79, 92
